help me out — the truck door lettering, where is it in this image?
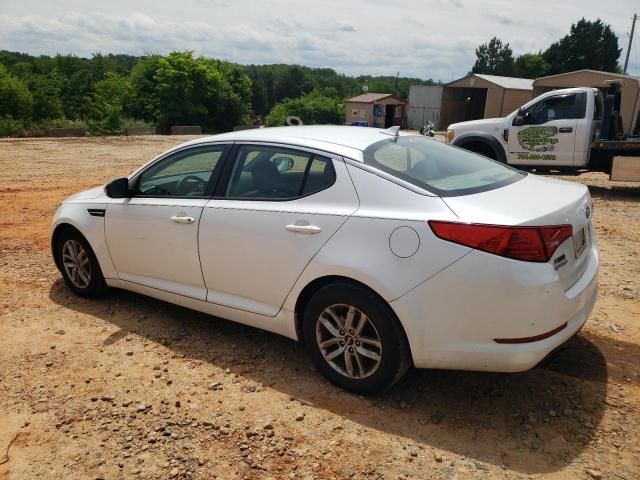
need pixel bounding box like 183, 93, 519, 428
517, 127, 559, 153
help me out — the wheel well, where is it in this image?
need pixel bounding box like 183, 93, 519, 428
293, 276, 410, 350
51, 223, 81, 270
458, 140, 498, 160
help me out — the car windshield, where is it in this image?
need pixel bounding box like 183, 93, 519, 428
362, 136, 525, 196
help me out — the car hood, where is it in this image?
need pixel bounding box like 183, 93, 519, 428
64, 186, 106, 203
448, 117, 509, 132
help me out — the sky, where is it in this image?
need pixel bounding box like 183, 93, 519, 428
0, 0, 638, 82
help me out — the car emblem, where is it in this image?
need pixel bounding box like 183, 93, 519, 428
585, 206, 591, 219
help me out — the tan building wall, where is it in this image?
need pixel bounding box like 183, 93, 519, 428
447, 76, 501, 118
533, 70, 640, 136
345, 97, 407, 127
501, 89, 534, 115
346, 102, 374, 125
441, 75, 532, 125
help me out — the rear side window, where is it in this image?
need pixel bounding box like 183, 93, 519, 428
302, 157, 336, 195
225, 145, 335, 199
363, 136, 524, 196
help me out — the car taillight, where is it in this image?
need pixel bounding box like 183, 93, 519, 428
428, 221, 572, 262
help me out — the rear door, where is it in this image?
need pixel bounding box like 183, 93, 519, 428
508, 92, 586, 167
198, 143, 359, 317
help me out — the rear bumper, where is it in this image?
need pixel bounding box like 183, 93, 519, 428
390, 242, 599, 372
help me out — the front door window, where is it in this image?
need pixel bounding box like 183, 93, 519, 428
134, 146, 225, 197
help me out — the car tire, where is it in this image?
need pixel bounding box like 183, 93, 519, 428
303, 282, 412, 394
55, 228, 108, 298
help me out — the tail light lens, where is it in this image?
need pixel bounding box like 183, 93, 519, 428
428, 221, 573, 262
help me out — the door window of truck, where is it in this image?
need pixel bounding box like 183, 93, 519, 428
526, 92, 586, 124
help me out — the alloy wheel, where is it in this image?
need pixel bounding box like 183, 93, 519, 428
316, 304, 383, 379
62, 239, 92, 289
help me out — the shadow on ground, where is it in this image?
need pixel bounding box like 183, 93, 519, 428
49, 279, 616, 475
587, 184, 640, 202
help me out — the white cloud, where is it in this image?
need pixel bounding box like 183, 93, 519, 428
0, 0, 637, 80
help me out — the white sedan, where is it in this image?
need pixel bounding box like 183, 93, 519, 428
51, 126, 598, 393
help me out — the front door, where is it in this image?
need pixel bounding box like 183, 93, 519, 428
105, 144, 227, 300
508, 92, 585, 167
198, 144, 359, 317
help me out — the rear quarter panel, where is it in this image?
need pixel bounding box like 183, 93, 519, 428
282, 164, 471, 310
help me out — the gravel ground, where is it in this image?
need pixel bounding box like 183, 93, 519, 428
0, 135, 639, 480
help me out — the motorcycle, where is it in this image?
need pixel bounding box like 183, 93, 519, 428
419, 121, 435, 137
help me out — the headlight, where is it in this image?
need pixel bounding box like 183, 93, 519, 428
446, 129, 454, 144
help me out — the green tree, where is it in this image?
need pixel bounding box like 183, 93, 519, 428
513, 53, 549, 79
86, 72, 133, 134
542, 18, 621, 74
0, 65, 33, 119
471, 37, 515, 76
152, 51, 225, 132
0, 49, 440, 136
129, 55, 163, 122
212, 59, 252, 131
265, 92, 344, 127
30, 72, 65, 121
150, 51, 251, 133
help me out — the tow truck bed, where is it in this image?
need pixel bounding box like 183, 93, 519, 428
593, 139, 640, 153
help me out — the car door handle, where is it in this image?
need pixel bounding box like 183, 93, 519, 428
286, 224, 322, 234
170, 215, 196, 224
559, 127, 573, 133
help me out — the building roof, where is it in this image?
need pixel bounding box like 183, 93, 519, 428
473, 74, 533, 90
447, 73, 533, 90
346, 93, 407, 103
534, 69, 640, 83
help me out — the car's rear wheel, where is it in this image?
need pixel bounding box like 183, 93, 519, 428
55, 228, 108, 298
303, 282, 411, 394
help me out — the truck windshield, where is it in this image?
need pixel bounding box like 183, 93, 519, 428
362, 136, 525, 197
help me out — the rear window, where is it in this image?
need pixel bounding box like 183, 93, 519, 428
362, 136, 525, 196
594, 89, 603, 120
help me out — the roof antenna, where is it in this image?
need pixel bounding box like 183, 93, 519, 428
380, 125, 400, 140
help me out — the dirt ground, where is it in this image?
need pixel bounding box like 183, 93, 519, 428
1, 135, 639, 480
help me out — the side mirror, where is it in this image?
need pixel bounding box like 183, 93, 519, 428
105, 177, 130, 198
272, 157, 294, 172
513, 108, 526, 126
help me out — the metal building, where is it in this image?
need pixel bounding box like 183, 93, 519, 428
439, 74, 533, 128
407, 85, 443, 129
533, 69, 640, 136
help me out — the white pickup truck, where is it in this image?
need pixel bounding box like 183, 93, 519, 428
446, 81, 640, 181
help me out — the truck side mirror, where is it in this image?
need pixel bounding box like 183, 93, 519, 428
513, 109, 526, 126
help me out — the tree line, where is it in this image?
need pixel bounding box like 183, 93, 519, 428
471, 18, 622, 78
0, 50, 438, 136
0, 17, 625, 136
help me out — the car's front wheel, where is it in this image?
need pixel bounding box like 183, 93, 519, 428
303, 282, 411, 394
55, 228, 108, 298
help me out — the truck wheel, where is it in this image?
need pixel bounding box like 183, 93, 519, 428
460, 141, 499, 162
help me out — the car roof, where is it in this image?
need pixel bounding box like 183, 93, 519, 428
181, 125, 399, 161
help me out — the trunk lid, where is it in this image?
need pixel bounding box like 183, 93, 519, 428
441, 174, 593, 291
